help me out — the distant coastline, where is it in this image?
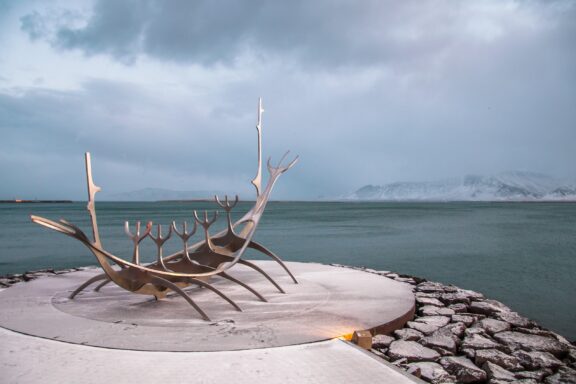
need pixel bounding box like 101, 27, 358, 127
0, 200, 73, 204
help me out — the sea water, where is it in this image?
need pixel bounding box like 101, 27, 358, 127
1, 201, 575, 340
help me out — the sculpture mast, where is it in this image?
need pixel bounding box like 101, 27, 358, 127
85, 152, 102, 248
251, 97, 264, 197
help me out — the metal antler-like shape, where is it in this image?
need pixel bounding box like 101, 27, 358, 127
125, 221, 152, 265
215, 195, 239, 233
193, 210, 219, 252
149, 224, 172, 271
267, 150, 299, 176
172, 221, 197, 263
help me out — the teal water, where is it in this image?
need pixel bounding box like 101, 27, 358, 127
1, 201, 575, 340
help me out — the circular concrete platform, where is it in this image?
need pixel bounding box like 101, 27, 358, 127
0, 261, 415, 352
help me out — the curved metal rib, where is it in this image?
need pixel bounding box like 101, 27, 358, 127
185, 277, 242, 312
69, 273, 108, 299
238, 259, 285, 294
149, 276, 210, 321
220, 272, 267, 302
94, 278, 112, 292
248, 240, 298, 284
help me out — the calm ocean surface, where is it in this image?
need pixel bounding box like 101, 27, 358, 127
1, 201, 575, 340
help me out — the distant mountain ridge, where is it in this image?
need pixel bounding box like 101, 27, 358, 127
347, 172, 576, 201
102, 188, 227, 201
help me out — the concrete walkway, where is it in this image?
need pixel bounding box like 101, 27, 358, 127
0, 327, 421, 384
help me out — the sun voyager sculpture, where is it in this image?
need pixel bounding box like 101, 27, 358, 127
31, 99, 299, 321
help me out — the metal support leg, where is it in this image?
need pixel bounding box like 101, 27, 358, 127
69, 273, 109, 299
238, 259, 285, 293
248, 240, 298, 284
150, 276, 211, 321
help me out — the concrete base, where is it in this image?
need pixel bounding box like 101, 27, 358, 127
0, 261, 415, 352
0, 327, 423, 384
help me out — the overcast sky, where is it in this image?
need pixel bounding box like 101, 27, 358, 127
1, 0, 575, 200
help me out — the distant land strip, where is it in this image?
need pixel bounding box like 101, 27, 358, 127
0, 200, 73, 204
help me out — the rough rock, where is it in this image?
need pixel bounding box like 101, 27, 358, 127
457, 288, 485, 300
395, 328, 424, 341
386, 273, 400, 279
477, 318, 511, 335
469, 300, 511, 316
421, 334, 458, 354
434, 322, 466, 340
440, 356, 487, 383
420, 306, 456, 317
388, 340, 441, 362
544, 366, 576, 384
515, 369, 554, 381
417, 297, 445, 307
417, 282, 446, 293
493, 311, 533, 328
449, 303, 469, 313
370, 348, 390, 361
415, 316, 452, 328
372, 334, 394, 349
395, 277, 416, 284
452, 314, 479, 327
475, 349, 523, 371
407, 321, 440, 335
494, 331, 569, 357
407, 362, 455, 383
462, 348, 476, 359
513, 350, 563, 370
441, 292, 471, 305
462, 334, 501, 350
416, 292, 443, 300
482, 361, 516, 381
466, 327, 489, 337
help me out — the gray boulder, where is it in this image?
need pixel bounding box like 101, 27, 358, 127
477, 318, 511, 335
388, 340, 440, 362
457, 288, 484, 300
462, 334, 501, 350
441, 292, 472, 305
415, 316, 452, 328
451, 314, 479, 327
512, 350, 563, 370
544, 366, 576, 384
407, 321, 440, 335
449, 303, 469, 313
440, 356, 487, 383
515, 369, 554, 381
420, 306, 456, 317
494, 331, 569, 357
407, 362, 455, 383
494, 311, 533, 328
469, 300, 511, 316
483, 361, 516, 381
434, 322, 466, 340
417, 297, 445, 307
421, 334, 458, 354
417, 282, 448, 293
372, 334, 394, 349
394, 328, 424, 341
475, 349, 523, 371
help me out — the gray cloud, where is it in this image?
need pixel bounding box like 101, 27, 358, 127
23, 0, 575, 68
2, 0, 575, 200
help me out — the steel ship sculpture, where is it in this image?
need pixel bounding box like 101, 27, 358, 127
31, 99, 298, 321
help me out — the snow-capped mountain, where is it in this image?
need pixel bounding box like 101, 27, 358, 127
347, 172, 576, 201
